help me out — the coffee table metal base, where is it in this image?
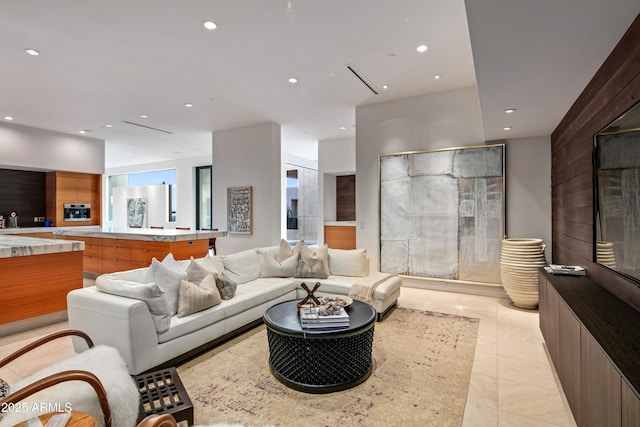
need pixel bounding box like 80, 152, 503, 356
266, 325, 374, 393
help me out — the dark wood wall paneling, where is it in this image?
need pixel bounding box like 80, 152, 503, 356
551, 14, 640, 311
336, 175, 356, 221
0, 169, 46, 228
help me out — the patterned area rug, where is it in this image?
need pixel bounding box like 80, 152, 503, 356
177, 307, 479, 427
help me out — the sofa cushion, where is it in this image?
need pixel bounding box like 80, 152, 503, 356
328, 248, 369, 277
261, 254, 298, 277
158, 277, 297, 344
177, 274, 222, 317
216, 271, 238, 300
95, 275, 171, 333
222, 249, 262, 284
295, 244, 329, 278
143, 257, 187, 317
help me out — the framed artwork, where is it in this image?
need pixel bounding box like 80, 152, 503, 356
379, 144, 505, 284
227, 186, 253, 234
127, 197, 147, 228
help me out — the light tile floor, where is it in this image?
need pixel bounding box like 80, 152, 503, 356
0, 284, 576, 426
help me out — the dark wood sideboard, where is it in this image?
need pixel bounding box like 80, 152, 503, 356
538, 269, 640, 426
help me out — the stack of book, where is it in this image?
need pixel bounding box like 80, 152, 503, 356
300, 306, 350, 330
545, 264, 586, 276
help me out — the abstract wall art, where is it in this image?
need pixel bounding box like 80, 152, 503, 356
127, 197, 147, 228
379, 144, 505, 284
227, 186, 253, 234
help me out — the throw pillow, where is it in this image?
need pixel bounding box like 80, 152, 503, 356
295, 258, 328, 279
197, 254, 225, 275
143, 257, 187, 317
95, 276, 171, 333
222, 249, 262, 284
216, 271, 238, 300
276, 239, 304, 262
296, 244, 330, 277
177, 274, 222, 317
186, 257, 211, 284
328, 248, 369, 277
260, 254, 298, 277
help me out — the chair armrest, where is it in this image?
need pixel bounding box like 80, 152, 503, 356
0, 330, 94, 369
0, 369, 112, 427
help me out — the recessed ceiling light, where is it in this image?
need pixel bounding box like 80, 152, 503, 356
25, 48, 40, 56
184, 103, 194, 108
104, 124, 113, 128
4, 116, 13, 121
288, 77, 298, 84
79, 129, 92, 134
416, 44, 428, 53
434, 74, 441, 80
339, 126, 347, 130
203, 21, 217, 30
504, 108, 516, 114
382, 84, 389, 90
140, 114, 149, 119
503, 127, 512, 131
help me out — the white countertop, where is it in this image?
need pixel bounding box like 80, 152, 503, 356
0, 235, 84, 259
53, 226, 227, 242
324, 221, 357, 227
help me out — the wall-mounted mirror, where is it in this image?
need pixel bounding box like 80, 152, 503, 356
594, 100, 640, 284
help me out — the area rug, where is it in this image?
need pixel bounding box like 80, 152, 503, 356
177, 307, 479, 427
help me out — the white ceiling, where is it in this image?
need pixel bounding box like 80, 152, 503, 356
0, 1, 638, 169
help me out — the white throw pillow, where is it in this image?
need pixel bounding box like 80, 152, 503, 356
143, 257, 187, 317
255, 245, 280, 260
222, 249, 262, 284
328, 248, 370, 277
177, 274, 222, 317
96, 276, 171, 333
197, 254, 225, 275
260, 254, 298, 277
186, 257, 212, 284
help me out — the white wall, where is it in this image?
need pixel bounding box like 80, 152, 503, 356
355, 87, 552, 284
0, 122, 104, 173
112, 185, 170, 228
212, 122, 282, 254
503, 135, 552, 259
105, 156, 211, 229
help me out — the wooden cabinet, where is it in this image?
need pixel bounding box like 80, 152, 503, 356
46, 171, 101, 227
324, 225, 356, 249
539, 270, 640, 426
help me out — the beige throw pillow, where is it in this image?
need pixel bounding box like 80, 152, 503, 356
296, 244, 330, 278
177, 274, 222, 317
261, 254, 298, 277
186, 257, 212, 284
277, 239, 304, 262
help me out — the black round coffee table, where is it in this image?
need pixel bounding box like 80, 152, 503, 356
263, 299, 376, 393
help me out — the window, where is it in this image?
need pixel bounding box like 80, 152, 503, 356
107, 169, 177, 222
285, 164, 318, 245
196, 165, 212, 230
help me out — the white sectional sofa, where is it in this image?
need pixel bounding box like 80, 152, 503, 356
67, 242, 402, 375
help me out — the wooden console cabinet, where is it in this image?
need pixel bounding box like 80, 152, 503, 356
539, 270, 640, 426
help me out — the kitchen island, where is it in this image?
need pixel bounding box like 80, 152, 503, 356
52, 227, 227, 275
0, 235, 85, 332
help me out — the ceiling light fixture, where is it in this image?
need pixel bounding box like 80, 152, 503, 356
104, 124, 113, 128
25, 48, 40, 56
382, 84, 389, 90
4, 116, 13, 121
504, 108, 516, 114
416, 44, 428, 53
503, 127, 512, 131
288, 77, 298, 84
339, 126, 347, 130
203, 21, 217, 30
79, 129, 92, 134
184, 103, 194, 108
140, 114, 149, 119
434, 74, 441, 80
